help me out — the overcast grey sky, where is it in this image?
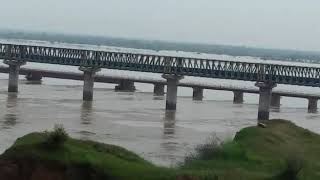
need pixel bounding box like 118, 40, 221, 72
0, 0, 319, 51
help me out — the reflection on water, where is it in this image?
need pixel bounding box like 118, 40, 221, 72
79, 101, 95, 140
2, 93, 18, 129
153, 96, 165, 100
3, 114, 17, 128
24, 80, 42, 85
271, 107, 281, 113
81, 101, 93, 125
163, 111, 176, 136
6, 93, 18, 108
161, 110, 180, 160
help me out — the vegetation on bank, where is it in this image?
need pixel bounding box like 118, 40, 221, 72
1, 119, 320, 180
181, 119, 320, 179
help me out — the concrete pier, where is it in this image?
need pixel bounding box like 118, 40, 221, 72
79, 66, 100, 101
25, 72, 43, 81
192, 87, 204, 101
255, 82, 277, 121
308, 98, 318, 113
162, 74, 183, 110
153, 83, 165, 96
270, 94, 281, 108
115, 80, 136, 92
233, 91, 244, 104
4, 60, 26, 92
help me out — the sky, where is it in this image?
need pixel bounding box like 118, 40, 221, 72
0, 0, 320, 52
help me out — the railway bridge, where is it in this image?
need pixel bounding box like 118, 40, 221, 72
1, 43, 320, 121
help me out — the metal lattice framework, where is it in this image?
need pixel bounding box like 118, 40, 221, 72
0, 43, 320, 87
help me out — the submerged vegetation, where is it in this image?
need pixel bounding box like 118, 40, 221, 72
0, 119, 320, 180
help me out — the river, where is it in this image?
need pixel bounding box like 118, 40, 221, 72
0, 39, 320, 166
0, 72, 320, 167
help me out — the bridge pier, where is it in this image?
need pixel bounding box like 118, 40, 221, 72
162, 74, 183, 110
255, 82, 277, 121
308, 98, 318, 113
154, 83, 165, 96
233, 91, 244, 104
79, 66, 100, 101
25, 72, 43, 81
270, 94, 281, 108
193, 87, 204, 101
115, 80, 136, 92
4, 60, 26, 92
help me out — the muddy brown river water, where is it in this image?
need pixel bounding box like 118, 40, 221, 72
0, 74, 319, 167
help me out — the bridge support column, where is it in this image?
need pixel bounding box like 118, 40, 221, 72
308, 98, 318, 113
255, 82, 277, 121
162, 74, 183, 110
270, 94, 281, 108
115, 80, 136, 92
79, 66, 100, 101
233, 91, 244, 104
193, 87, 203, 101
25, 72, 43, 81
154, 83, 165, 96
4, 60, 26, 92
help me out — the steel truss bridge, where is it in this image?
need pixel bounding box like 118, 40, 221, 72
0, 43, 320, 87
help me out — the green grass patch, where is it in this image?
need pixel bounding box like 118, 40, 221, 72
181, 119, 320, 179
1, 132, 175, 180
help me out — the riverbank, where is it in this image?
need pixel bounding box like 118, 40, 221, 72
0, 119, 319, 180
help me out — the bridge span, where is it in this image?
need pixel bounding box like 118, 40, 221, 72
0, 66, 318, 113
1, 43, 320, 121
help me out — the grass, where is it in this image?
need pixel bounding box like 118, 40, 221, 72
1, 132, 175, 180
1, 119, 320, 179
181, 119, 320, 179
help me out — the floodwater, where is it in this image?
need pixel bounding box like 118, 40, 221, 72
0, 72, 320, 167
1, 39, 320, 167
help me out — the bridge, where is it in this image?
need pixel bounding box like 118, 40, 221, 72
1, 43, 320, 121
0, 66, 319, 112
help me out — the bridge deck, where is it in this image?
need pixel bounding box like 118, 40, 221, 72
0, 65, 318, 99
1, 43, 320, 87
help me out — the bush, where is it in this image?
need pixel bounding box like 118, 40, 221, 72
184, 134, 222, 163
44, 124, 69, 148
184, 134, 248, 164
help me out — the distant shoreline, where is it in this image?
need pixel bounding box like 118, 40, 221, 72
1, 30, 320, 64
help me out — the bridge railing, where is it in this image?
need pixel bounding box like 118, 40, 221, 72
1, 43, 320, 87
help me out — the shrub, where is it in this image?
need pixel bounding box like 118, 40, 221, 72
184, 134, 247, 164
44, 124, 69, 149
184, 134, 222, 163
